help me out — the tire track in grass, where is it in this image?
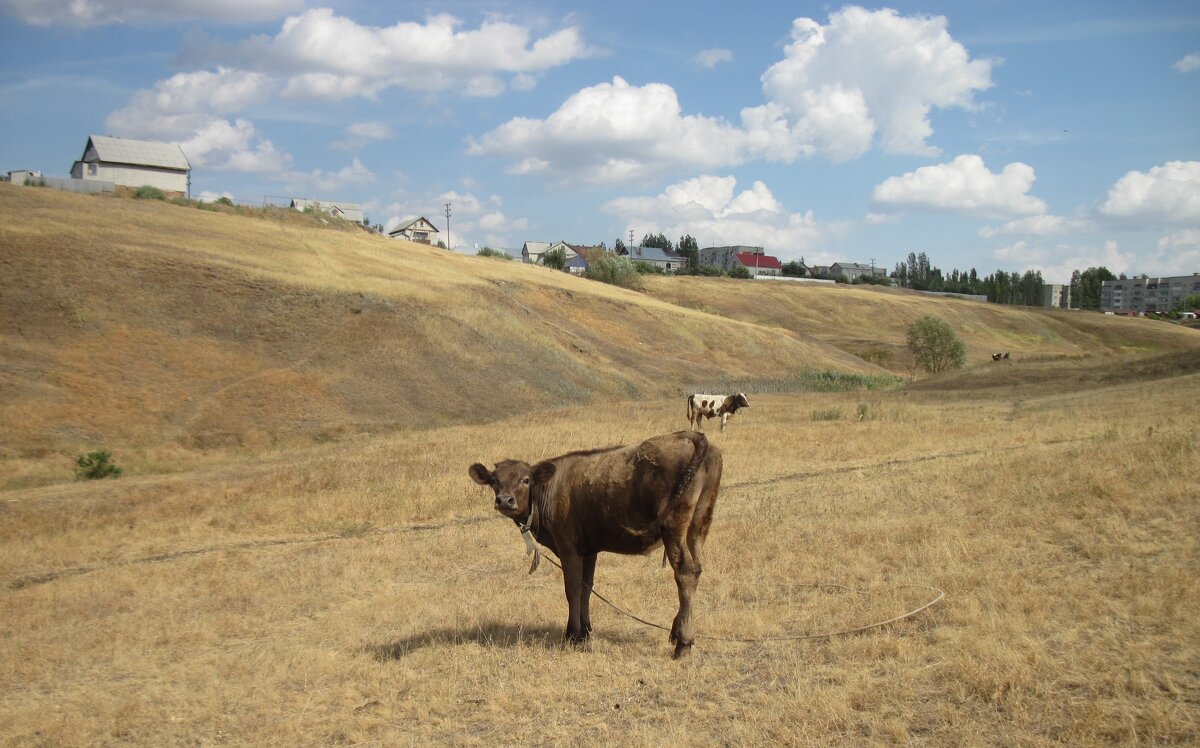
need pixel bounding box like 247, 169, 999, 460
5, 436, 1098, 590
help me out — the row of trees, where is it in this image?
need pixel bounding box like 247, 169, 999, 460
891, 252, 1046, 305
892, 252, 1131, 311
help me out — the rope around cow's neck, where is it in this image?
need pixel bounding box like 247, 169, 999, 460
518, 531, 945, 643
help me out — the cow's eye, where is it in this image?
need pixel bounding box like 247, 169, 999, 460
520, 477, 530, 485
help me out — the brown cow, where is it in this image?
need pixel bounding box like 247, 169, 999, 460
469, 430, 722, 658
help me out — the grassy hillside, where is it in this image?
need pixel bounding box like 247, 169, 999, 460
2, 183, 1196, 480
0, 184, 868, 463
641, 274, 1198, 374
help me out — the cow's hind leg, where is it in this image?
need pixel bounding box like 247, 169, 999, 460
667, 456, 722, 659
663, 532, 700, 659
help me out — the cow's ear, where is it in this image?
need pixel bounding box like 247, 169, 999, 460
468, 463, 494, 486
531, 461, 556, 485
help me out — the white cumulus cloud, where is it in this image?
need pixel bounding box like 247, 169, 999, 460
105, 68, 287, 173
1147, 230, 1200, 276
1098, 161, 1200, 227
471, 7, 993, 182
332, 121, 396, 151
469, 76, 748, 184
692, 48, 733, 70
210, 8, 592, 99
872, 155, 1047, 218
286, 159, 376, 195
1174, 53, 1200, 73
756, 6, 994, 159
604, 175, 826, 262
979, 214, 1094, 238
994, 239, 1134, 284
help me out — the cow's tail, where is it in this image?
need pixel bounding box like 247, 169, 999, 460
668, 430, 710, 510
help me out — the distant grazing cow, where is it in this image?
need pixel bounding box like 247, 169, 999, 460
991, 352, 1010, 361
469, 431, 722, 658
687, 393, 750, 432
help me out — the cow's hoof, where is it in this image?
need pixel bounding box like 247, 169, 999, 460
565, 631, 590, 646
672, 641, 693, 659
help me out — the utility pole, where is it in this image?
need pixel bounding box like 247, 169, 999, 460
444, 202, 452, 250
629, 229, 635, 249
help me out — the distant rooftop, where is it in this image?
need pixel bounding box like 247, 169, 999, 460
85, 135, 190, 171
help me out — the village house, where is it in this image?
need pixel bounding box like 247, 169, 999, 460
830, 262, 882, 282
292, 199, 364, 224
521, 241, 606, 265
699, 245, 764, 272
733, 251, 783, 277
71, 134, 190, 195
627, 245, 687, 272
388, 216, 440, 244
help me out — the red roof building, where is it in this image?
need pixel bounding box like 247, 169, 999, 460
733, 252, 783, 276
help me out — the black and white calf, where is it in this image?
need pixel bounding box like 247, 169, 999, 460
687, 393, 750, 432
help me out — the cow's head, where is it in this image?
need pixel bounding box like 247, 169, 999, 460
736, 393, 750, 409
468, 459, 556, 520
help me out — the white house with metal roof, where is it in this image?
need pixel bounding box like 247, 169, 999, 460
291, 199, 364, 224
388, 216, 440, 244
71, 135, 190, 195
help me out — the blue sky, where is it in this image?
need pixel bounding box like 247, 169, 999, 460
2, 1, 1197, 282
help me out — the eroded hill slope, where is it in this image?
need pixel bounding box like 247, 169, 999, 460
0, 186, 868, 454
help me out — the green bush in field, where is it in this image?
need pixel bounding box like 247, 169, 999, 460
585, 254, 643, 290
74, 450, 123, 480
134, 185, 166, 200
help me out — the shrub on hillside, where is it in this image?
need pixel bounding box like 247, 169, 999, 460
476, 247, 512, 260
906, 315, 966, 374
584, 254, 643, 290
134, 185, 166, 200
74, 450, 123, 480
694, 263, 723, 276
729, 265, 752, 279
542, 247, 567, 270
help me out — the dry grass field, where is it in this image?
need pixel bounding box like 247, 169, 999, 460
2, 185, 1198, 745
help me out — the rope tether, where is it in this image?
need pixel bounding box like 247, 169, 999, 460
529, 548, 944, 643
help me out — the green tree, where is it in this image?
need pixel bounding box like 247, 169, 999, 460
1071, 266, 1116, 310
728, 265, 752, 279
782, 259, 808, 277
906, 316, 967, 374
641, 232, 673, 252
677, 234, 700, 273
1180, 294, 1200, 311
613, 237, 628, 255
542, 247, 567, 269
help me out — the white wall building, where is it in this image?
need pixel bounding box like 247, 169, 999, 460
71, 135, 190, 194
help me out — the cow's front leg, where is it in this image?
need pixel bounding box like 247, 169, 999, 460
580, 553, 598, 636
560, 552, 588, 644
720, 413, 729, 432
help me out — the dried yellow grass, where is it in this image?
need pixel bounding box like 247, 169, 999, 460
2, 184, 1198, 745
2, 369, 1197, 745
